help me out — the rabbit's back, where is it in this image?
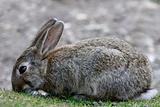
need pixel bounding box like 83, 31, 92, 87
46, 37, 152, 100
75, 37, 138, 56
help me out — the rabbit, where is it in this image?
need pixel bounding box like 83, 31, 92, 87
11, 18, 158, 101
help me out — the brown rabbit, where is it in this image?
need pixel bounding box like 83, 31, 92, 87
11, 18, 158, 100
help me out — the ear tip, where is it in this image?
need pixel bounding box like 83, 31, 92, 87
49, 18, 64, 27
58, 20, 64, 25
52, 18, 58, 21
56, 21, 64, 29
49, 18, 64, 24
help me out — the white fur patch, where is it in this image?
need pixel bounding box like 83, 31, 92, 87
135, 89, 158, 100
38, 90, 49, 96
30, 90, 49, 96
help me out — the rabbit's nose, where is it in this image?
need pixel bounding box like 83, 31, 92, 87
19, 66, 27, 74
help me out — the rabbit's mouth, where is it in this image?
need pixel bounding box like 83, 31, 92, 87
22, 81, 40, 94
22, 84, 34, 92
22, 75, 45, 91
12, 73, 44, 93
21, 81, 49, 96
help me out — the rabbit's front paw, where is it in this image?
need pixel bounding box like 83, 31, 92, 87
30, 90, 49, 97
31, 91, 39, 96
38, 90, 50, 97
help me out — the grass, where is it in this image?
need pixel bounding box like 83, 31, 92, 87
0, 89, 160, 107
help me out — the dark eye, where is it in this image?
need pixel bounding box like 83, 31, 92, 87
19, 66, 27, 74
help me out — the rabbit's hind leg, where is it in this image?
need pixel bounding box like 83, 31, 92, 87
135, 88, 158, 100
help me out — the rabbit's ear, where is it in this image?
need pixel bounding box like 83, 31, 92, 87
41, 21, 64, 57
30, 18, 57, 47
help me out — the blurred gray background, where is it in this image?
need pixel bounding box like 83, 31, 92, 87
0, 0, 160, 90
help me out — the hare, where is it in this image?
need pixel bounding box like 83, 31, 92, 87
11, 18, 158, 100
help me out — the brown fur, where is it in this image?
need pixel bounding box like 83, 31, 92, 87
43, 37, 151, 100
12, 19, 153, 100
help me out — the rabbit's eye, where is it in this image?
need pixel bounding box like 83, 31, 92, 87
19, 66, 27, 74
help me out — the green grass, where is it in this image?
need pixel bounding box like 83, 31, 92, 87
0, 89, 160, 107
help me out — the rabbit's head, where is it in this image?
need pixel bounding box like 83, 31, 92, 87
11, 18, 64, 92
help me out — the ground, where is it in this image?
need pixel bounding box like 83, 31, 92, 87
0, 89, 160, 107
0, 0, 160, 92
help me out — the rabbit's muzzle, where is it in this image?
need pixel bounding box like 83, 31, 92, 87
12, 69, 45, 92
